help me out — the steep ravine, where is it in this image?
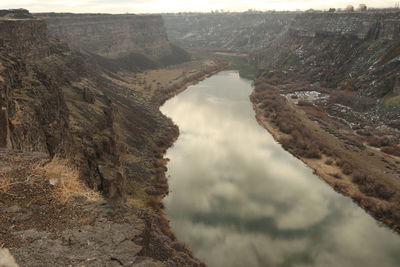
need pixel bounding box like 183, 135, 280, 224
0, 9, 227, 266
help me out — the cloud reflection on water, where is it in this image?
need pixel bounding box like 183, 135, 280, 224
161, 71, 400, 267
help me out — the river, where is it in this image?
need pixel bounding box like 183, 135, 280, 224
160, 71, 400, 267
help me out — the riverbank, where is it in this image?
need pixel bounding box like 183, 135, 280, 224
250, 72, 400, 234
1, 58, 227, 266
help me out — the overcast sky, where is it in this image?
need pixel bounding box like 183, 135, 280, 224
0, 0, 396, 13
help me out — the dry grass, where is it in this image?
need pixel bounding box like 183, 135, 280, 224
35, 158, 100, 204
0, 174, 12, 194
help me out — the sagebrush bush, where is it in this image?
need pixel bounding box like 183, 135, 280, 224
329, 90, 375, 111
297, 100, 313, 106
352, 171, 395, 201
382, 146, 400, 156
359, 183, 395, 201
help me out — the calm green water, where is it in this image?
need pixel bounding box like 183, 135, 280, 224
161, 71, 400, 267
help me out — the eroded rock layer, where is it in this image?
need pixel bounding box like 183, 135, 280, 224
36, 12, 190, 68
0, 9, 218, 265
163, 12, 296, 52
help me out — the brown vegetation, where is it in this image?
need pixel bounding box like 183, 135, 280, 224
329, 90, 375, 111
253, 76, 324, 159
336, 160, 353, 175
365, 135, 400, 157
253, 71, 400, 230
297, 100, 313, 106
352, 171, 396, 201
382, 146, 400, 157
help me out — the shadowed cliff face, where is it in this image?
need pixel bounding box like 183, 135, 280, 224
0, 10, 181, 202
36, 13, 190, 69
0, 15, 72, 155
0, 13, 125, 202
0, 9, 216, 265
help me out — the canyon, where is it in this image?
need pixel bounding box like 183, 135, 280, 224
37, 13, 190, 68
165, 8, 400, 239
0, 6, 400, 267
0, 8, 225, 266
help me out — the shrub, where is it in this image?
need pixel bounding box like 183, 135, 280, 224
305, 147, 322, 159
382, 146, 400, 157
329, 90, 375, 111
319, 145, 334, 157
297, 100, 313, 106
352, 172, 396, 201
336, 160, 353, 175
330, 173, 342, 179
352, 171, 369, 184
367, 136, 395, 148
367, 137, 382, 147
359, 183, 395, 201
277, 121, 293, 134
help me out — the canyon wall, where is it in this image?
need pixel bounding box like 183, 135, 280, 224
289, 12, 400, 40
163, 12, 296, 52
253, 11, 400, 117
0, 13, 72, 155
0, 10, 205, 265
37, 13, 190, 68
0, 9, 182, 200
0, 10, 126, 202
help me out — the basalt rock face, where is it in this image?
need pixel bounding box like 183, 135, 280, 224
253, 11, 400, 122
0, 10, 205, 265
163, 12, 296, 52
36, 13, 190, 69
0, 15, 72, 155
0, 13, 126, 201
0, 11, 181, 202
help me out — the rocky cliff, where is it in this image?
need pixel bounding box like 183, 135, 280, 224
0, 11, 72, 155
253, 11, 400, 122
163, 12, 296, 52
0, 9, 212, 265
37, 13, 190, 69
289, 12, 399, 40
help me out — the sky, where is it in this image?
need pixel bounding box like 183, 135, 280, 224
0, 0, 397, 13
